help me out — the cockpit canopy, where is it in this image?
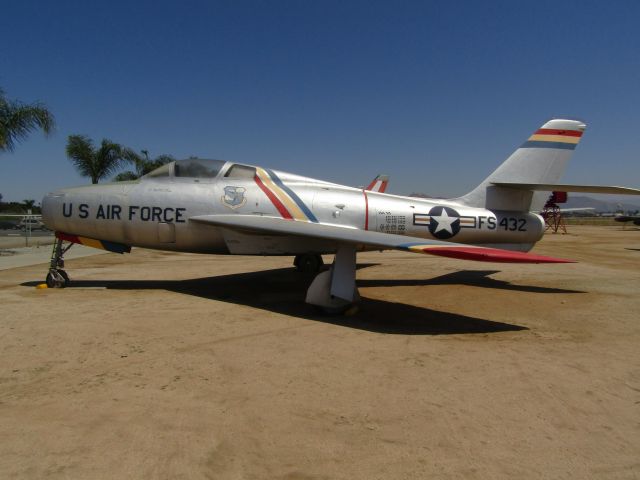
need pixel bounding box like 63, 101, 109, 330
175, 159, 225, 178
143, 158, 257, 181
144, 158, 226, 179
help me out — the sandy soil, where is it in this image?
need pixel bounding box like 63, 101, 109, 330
1, 226, 639, 479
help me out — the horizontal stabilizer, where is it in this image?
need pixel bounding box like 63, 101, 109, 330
190, 214, 572, 264
491, 182, 640, 195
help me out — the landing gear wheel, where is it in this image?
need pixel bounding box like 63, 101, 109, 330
45, 235, 73, 288
46, 270, 68, 288
316, 301, 360, 316
294, 254, 324, 273
59, 270, 70, 285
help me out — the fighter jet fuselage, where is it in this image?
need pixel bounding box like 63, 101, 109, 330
42, 159, 545, 256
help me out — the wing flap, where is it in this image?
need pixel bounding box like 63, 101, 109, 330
190, 215, 572, 264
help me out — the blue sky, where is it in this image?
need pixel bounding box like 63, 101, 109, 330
1, 0, 639, 203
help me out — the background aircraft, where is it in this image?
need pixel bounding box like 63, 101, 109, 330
41, 119, 640, 312
614, 215, 640, 226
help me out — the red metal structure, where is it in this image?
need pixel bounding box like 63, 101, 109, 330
541, 191, 568, 234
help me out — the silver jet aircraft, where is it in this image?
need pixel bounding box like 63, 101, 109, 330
42, 119, 640, 312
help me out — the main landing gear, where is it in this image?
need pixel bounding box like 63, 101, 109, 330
304, 245, 360, 314
46, 235, 73, 288
294, 254, 324, 273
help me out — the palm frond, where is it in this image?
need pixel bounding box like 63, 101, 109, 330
66, 135, 96, 179
96, 139, 126, 180
0, 90, 55, 152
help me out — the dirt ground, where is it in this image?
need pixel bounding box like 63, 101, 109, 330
1, 226, 639, 479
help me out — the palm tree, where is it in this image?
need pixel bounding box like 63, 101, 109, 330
23, 199, 36, 210
0, 88, 55, 152
114, 149, 174, 181
66, 135, 126, 184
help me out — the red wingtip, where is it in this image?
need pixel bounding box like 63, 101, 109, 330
423, 246, 575, 264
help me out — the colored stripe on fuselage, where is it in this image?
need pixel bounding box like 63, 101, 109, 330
254, 172, 293, 219
265, 169, 318, 222
254, 167, 317, 222
55, 232, 130, 254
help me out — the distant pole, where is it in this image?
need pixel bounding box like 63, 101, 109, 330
26, 209, 32, 247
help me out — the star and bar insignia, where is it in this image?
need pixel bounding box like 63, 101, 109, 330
413, 206, 476, 239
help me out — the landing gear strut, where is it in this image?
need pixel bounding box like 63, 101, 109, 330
294, 254, 324, 273
46, 236, 72, 288
305, 244, 360, 314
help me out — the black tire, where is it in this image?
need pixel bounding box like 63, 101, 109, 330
59, 270, 70, 286
295, 254, 324, 273
314, 302, 359, 316
46, 270, 68, 288
46, 272, 57, 288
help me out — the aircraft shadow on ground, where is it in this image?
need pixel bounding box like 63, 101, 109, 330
21, 265, 584, 335
358, 269, 584, 294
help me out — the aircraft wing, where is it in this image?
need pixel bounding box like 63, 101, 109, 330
491, 182, 640, 195
189, 214, 572, 263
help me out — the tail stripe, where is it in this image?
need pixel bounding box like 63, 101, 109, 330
523, 126, 583, 150
521, 141, 577, 150
529, 134, 580, 144
535, 128, 583, 137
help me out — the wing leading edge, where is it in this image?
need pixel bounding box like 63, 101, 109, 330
189, 214, 572, 264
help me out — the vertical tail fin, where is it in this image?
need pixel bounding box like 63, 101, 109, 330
457, 119, 587, 211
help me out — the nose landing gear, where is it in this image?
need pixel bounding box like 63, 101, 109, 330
46, 235, 73, 288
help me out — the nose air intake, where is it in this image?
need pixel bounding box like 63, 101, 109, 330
41, 192, 64, 231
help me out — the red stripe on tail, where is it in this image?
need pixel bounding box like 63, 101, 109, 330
535, 128, 583, 137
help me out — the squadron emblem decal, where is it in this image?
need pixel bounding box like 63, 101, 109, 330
413, 206, 477, 239
221, 186, 247, 209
